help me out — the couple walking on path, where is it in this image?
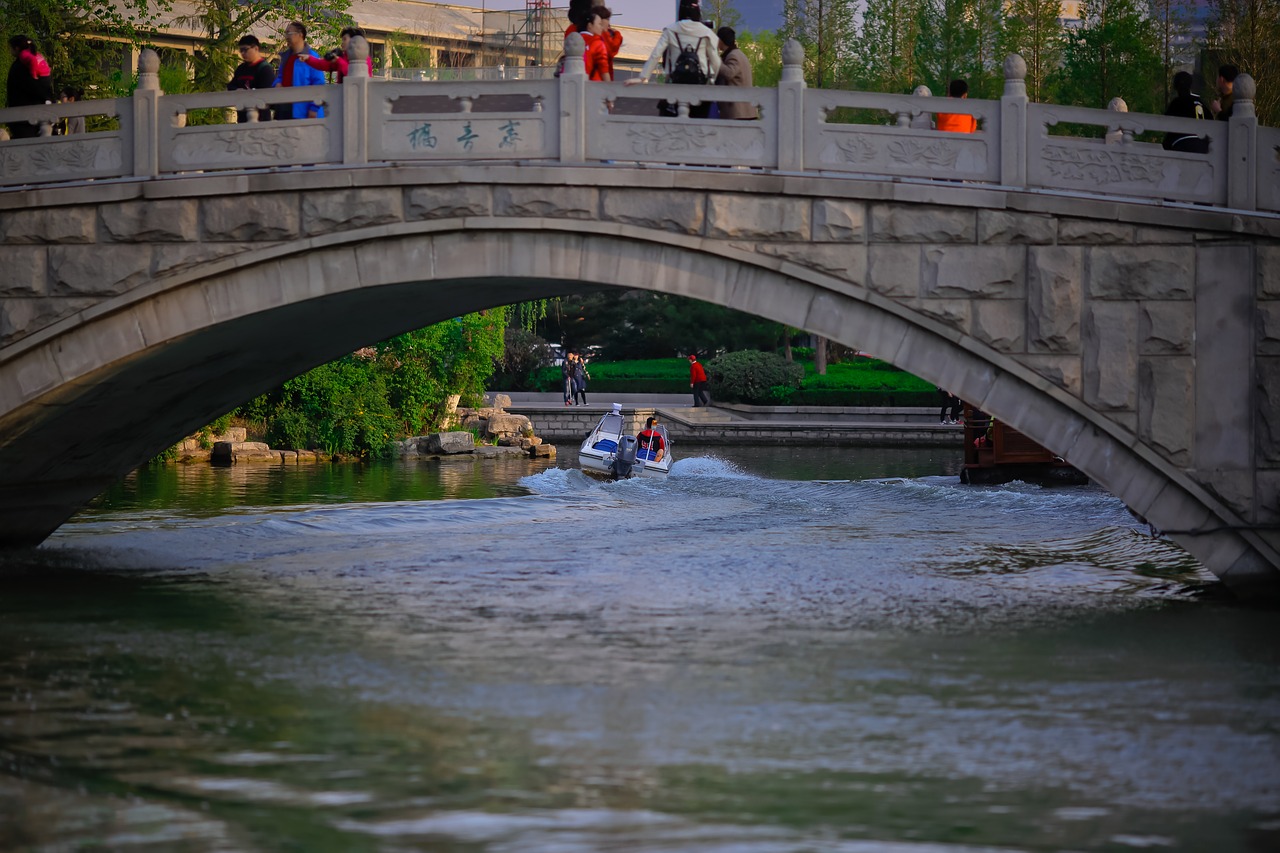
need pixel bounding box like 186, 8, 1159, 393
563, 352, 591, 406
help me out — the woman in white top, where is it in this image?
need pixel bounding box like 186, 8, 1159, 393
625, 1, 720, 117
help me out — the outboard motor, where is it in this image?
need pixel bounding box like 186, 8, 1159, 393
610, 434, 639, 480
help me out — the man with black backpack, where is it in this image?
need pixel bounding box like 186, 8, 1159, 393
625, 1, 720, 117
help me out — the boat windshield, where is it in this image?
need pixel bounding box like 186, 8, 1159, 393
597, 412, 624, 437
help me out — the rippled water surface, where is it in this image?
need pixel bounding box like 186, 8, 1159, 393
2, 446, 1278, 851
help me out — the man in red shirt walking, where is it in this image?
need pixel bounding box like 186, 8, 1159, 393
688, 353, 710, 407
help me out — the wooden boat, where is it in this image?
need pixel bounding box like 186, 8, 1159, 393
960, 405, 1088, 485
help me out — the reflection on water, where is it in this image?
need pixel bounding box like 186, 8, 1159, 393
2, 447, 1278, 851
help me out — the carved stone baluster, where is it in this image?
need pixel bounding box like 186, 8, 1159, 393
911, 85, 933, 130
1228, 73, 1257, 210
134, 48, 161, 177
1105, 97, 1129, 144
1000, 54, 1027, 188
778, 39, 805, 171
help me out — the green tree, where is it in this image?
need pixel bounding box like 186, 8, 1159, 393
0, 0, 159, 101
1150, 0, 1195, 106
783, 0, 857, 89
537, 292, 784, 360
701, 0, 744, 31
173, 0, 353, 95
1055, 0, 1164, 114
1207, 0, 1280, 125
999, 0, 1063, 102
852, 0, 927, 92
738, 28, 785, 87
914, 0, 1004, 98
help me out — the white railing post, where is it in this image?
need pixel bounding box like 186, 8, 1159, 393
778, 39, 806, 172
1000, 54, 1028, 188
344, 36, 371, 165
910, 84, 933, 129
133, 49, 161, 178
1104, 96, 1129, 144
559, 33, 587, 164
1228, 73, 1258, 211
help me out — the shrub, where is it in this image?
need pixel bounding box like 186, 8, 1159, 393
706, 351, 804, 404
491, 328, 553, 391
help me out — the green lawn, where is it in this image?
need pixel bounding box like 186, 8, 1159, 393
526, 356, 936, 405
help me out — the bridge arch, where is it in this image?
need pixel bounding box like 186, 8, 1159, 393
1, 216, 1273, 596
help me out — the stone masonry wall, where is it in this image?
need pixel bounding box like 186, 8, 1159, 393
1, 175, 1275, 526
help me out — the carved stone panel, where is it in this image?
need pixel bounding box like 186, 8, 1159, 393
612, 121, 767, 164
814, 127, 991, 180
1034, 140, 1218, 203
166, 125, 334, 171
0, 137, 125, 186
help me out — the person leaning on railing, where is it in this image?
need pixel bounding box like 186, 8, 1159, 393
624, 0, 721, 118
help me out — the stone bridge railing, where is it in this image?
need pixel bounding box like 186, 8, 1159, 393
0, 38, 1275, 213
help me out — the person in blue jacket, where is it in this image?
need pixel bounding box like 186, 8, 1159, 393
273, 21, 326, 120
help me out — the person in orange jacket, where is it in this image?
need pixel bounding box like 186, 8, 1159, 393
935, 78, 977, 134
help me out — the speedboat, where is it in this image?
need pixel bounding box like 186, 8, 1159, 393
578, 403, 672, 479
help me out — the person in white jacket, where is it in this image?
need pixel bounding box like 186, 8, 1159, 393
625, 1, 720, 117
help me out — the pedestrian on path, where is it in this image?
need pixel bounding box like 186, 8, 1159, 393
688, 353, 710, 407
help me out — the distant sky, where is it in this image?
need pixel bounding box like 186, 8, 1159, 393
448, 1, 784, 33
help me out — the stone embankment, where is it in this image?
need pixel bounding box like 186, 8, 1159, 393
397, 393, 555, 460
173, 396, 555, 465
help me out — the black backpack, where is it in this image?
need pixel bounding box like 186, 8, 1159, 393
668, 35, 707, 85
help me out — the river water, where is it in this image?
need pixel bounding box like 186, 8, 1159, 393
2, 446, 1278, 851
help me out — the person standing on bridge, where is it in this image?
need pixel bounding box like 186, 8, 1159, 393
1211, 64, 1238, 121
626, 1, 721, 118
714, 27, 757, 120
273, 22, 326, 121
935, 79, 977, 133
6, 35, 54, 140
302, 27, 374, 85
228, 35, 276, 124
688, 353, 710, 407
580, 8, 615, 83
1162, 71, 1209, 153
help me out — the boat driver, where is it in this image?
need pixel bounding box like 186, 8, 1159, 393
637, 416, 665, 463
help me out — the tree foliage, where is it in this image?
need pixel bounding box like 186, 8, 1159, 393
851, 0, 926, 92
537, 291, 784, 361
738, 29, 785, 87
173, 0, 353, 95
0, 0, 159, 101
1054, 0, 1163, 114
783, 0, 857, 89
1207, 0, 1280, 125
914, 0, 1004, 98
999, 0, 1064, 102
240, 311, 506, 458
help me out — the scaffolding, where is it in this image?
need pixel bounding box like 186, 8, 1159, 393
468, 1, 566, 68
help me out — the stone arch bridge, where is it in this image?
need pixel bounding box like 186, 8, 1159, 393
0, 42, 1277, 597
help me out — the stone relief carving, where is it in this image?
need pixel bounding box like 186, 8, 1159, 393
886, 138, 960, 169
1041, 144, 1165, 186
832, 134, 876, 164
0, 140, 121, 177
171, 126, 312, 165
628, 125, 720, 156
